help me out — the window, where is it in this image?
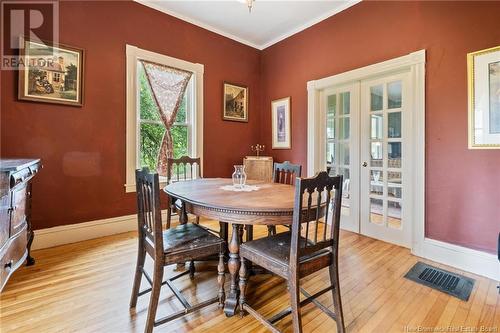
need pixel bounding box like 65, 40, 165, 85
53, 72, 60, 82
125, 45, 204, 192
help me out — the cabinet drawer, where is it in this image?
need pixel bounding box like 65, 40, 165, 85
10, 185, 27, 236
0, 226, 27, 290
0, 194, 9, 249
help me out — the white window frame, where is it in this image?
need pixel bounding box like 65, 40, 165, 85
125, 45, 204, 192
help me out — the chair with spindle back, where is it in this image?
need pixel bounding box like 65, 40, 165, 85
238, 171, 345, 333
130, 168, 226, 333
166, 156, 228, 243
267, 161, 302, 236
166, 156, 202, 228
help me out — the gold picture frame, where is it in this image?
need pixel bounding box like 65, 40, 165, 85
467, 45, 500, 149
222, 82, 248, 122
18, 38, 84, 107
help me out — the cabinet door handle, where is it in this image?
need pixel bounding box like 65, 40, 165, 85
4, 260, 13, 269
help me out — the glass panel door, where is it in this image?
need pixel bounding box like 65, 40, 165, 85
323, 84, 359, 233
360, 72, 411, 248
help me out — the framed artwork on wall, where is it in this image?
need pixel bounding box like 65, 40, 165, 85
271, 97, 291, 149
222, 82, 248, 122
468, 45, 500, 149
18, 38, 84, 106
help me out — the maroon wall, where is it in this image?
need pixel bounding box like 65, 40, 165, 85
1, 1, 261, 229
260, 1, 500, 253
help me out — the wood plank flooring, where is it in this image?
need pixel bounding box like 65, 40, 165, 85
0, 220, 498, 333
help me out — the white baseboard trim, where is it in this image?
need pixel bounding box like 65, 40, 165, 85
416, 238, 499, 281
32, 210, 169, 250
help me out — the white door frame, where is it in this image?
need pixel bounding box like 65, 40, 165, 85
307, 50, 426, 254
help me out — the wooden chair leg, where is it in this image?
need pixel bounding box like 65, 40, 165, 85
238, 257, 248, 316
189, 260, 196, 279
130, 241, 146, 308
289, 277, 303, 333
329, 264, 345, 333
218, 252, 226, 307
195, 216, 200, 224
145, 263, 164, 333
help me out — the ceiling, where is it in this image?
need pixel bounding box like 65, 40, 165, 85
135, 0, 361, 50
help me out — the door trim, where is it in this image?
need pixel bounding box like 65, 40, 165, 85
307, 50, 425, 254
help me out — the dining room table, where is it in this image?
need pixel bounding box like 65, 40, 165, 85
163, 177, 299, 317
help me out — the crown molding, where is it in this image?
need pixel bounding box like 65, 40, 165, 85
134, 0, 361, 50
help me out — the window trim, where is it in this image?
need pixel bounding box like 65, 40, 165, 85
125, 45, 204, 193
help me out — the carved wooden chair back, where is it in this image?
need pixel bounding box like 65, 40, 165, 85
135, 168, 164, 258
290, 171, 343, 265
273, 161, 302, 185
166, 156, 201, 184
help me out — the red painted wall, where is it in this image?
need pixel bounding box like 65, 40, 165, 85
260, 1, 500, 253
1, 1, 261, 229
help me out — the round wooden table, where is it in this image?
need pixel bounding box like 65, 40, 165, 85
164, 178, 296, 317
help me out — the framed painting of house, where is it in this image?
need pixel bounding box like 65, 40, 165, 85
18, 38, 84, 107
468, 45, 500, 149
222, 82, 248, 122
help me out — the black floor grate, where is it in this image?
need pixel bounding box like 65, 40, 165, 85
404, 262, 475, 301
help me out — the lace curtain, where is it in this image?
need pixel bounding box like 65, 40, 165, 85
140, 60, 192, 176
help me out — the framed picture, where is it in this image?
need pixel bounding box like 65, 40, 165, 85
18, 38, 84, 106
468, 45, 500, 149
223, 82, 248, 122
271, 97, 291, 149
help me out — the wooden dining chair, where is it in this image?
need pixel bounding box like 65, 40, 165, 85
166, 156, 202, 228
130, 168, 226, 333
238, 171, 345, 333
268, 161, 302, 236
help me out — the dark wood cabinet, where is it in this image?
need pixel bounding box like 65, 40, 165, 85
0, 159, 41, 292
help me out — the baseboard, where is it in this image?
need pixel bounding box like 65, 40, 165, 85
32, 211, 169, 250
417, 238, 499, 281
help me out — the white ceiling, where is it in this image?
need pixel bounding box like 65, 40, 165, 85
135, 0, 360, 50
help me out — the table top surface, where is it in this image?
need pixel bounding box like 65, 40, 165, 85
164, 178, 296, 213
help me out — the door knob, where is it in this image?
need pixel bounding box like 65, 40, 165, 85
362, 162, 368, 167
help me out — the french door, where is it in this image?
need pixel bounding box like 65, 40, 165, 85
360, 72, 412, 248
322, 71, 412, 248
322, 84, 360, 233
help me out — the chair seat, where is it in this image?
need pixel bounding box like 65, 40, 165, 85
240, 231, 332, 279
162, 224, 224, 263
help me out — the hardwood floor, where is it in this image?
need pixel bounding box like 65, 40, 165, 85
0, 220, 498, 333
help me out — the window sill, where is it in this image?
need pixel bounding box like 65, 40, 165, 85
124, 180, 167, 193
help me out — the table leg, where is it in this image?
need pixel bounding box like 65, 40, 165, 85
175, 201, 189, 271
224, 223, 241, 317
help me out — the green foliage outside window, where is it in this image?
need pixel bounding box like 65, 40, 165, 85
139, 64, 189, 172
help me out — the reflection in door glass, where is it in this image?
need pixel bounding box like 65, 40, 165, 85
339, 117, 350, 139
370, 142, 383, 167
326, 141, 335, 165
370, 170, 384, 196
388, 112, 401, 138
370, 114, 383, 139
370, 85, 383, 111
370, 198, 384, 225
388, 171, 402, 199
388, 81, 402, 109
339, 92, 350, 115
339, 143, 350, 165
388, 142, 402, 168
339, 167, 350, 216
388, 201, 402, 229
327, 94, 336, 116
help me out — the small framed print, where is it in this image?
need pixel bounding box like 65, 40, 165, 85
223, 82, 248, 122
468, 45, 500, 149
271, 97, 291, 149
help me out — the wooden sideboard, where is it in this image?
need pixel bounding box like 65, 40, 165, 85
243, 156, 273, 182
0, 159, 41, 291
